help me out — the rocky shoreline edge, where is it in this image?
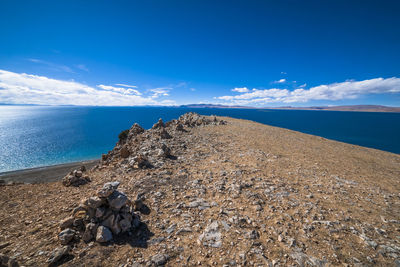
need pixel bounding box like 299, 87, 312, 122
0, 160, 99, 184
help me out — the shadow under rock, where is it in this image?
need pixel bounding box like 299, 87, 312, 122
166, 155, 177, 160
137, 203, 151, 215
48, 254, 75, 267
113, 221, 154, 248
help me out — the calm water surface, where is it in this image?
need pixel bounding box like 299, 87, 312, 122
0, 106, 399, 172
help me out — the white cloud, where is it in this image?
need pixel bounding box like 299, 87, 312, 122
0, 69, 175, 106
216, 77, 400, 105
274, 79, 286, 83
149, 87, 172, 98
115, 83, 138, 88
97, 84, 142, 96
232, 87, 249, 93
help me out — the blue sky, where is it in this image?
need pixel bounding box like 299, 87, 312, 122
0, 0, 400, 106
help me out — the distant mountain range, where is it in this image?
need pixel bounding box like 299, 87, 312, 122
179, 104, 400, 112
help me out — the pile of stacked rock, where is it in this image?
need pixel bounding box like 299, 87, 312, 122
62, 166, 90, 187
58, 181, 141, 244
100, 113, 227, 169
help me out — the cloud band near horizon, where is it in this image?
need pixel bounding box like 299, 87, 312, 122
0, 69, 175, 106
216, 77, 400, 105
0, 69, 399, 106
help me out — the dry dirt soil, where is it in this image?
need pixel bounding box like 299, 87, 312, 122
0, 114, 399, 266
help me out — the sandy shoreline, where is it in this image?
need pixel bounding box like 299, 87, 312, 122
0, 159, 99, 184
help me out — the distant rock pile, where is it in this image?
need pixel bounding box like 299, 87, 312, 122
62, 166, 90, 187
100, 113, 227, 169
176, 112, 226, 127
58, 181, 141, 245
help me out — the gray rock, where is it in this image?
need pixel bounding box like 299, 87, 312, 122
176, 227, 192, 235
98, 181, 120, 198
82, 223, 98, 242
59, 217, 74, 230
198, 221, 222, 248
102, 213, 122, 235
108, 191, 128, 210
290, 252, 327, 267
151, 253, 169, 266
96, 207, 107, 219
165, 224, 176, 234
96, 226, 113, 243
148, 237, 165, 246
47, 246, 71, 266
119, 218, 132, 232
188, 198, 211, 210
87, 196, 105, 209
58, 228, 75, 245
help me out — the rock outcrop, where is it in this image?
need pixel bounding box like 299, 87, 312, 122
58, 181, 141, 246
62, 166, 90, 187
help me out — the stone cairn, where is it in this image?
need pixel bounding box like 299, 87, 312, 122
62, 166, 90, 187
58, 181, 141, 246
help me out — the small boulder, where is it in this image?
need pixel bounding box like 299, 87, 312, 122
82, 223, 98, 242
59, 217, 74, 230
47, 246, 70, 266
98, 181, 120, 198
58, 228, 76, 245
87, 196, 105, 209
151, 254, 169, 266
96, 226, 113, 243
108, 191, 128, 211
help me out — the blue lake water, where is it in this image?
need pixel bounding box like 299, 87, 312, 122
0, 105, 399, 172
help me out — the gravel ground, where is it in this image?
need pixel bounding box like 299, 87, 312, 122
0, 113, 399, 266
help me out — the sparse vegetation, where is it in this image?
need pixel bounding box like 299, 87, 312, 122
118, 129, 129, 142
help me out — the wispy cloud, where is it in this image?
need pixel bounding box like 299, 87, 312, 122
76, 64, 89, 72
273, 78, 286, 84
0, 69, 175, 106
215, 77, 400, 105
28, 58, 74, 73
115, 83, 138, 88
232, 87, 249, 93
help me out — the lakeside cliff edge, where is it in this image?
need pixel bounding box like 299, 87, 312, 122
0, 113, 399, 266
